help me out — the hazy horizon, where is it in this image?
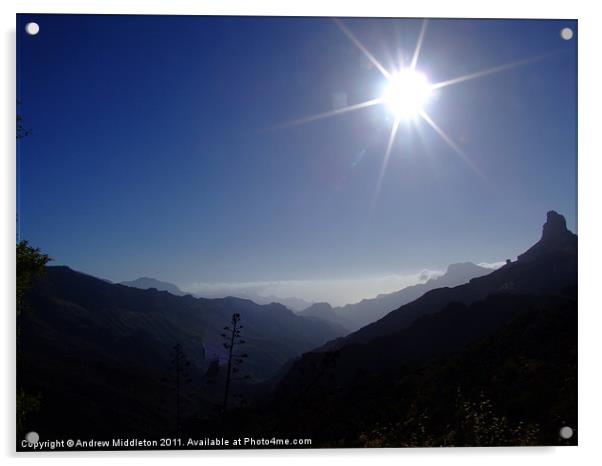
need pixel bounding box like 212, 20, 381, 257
55, 259, 506, 307
180, 260, 505, 306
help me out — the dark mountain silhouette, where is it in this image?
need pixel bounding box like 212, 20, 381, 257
193, 289, 312, 312
298, 302, 354, 332
261, 211, 577, 446
325, 211, 576, 348
302, 262, 492, 333
518, 210, 577, 262
256, 294, 313, 312
18, 267, 344, 438
123, 277, 313, 312
120, 277, 186, 296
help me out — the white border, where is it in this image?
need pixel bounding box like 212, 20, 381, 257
2, 1, 601, 465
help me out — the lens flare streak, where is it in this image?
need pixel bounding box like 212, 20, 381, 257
431, 52, 555, 90
418, 110, 483, 178
333, 18, 391, 79
271, 98, 383, 130
372, 116, 401, 205
410, 19, 429, 71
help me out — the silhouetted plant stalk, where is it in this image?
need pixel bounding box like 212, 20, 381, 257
221, 313, 250, 415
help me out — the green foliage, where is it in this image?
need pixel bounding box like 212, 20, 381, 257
16, 240, 50, 316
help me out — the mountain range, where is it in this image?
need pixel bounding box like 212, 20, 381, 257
121, 277, 313, 312
122, 263, 496, 334
300, 261, 494, 332
120, 277, 186, 296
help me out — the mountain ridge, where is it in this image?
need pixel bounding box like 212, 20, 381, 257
302, 261, 494, 333
120, 277, 186, 296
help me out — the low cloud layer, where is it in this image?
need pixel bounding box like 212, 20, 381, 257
478, 261, 506, 270
183, 270, 444, 307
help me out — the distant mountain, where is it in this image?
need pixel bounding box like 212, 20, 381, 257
258, 295, 313, 312
304, 261, 493, 333
299, 301, 344, 323
120, 277, 315, 312
192, 290, 312, 312
228, 293, 312, 313
120, 277, 185, 296
297, 302, 352, 334
19, 268, 344, 438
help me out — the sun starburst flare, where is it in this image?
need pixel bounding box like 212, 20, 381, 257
271, 18, 557, 202
382, 69, 433, 119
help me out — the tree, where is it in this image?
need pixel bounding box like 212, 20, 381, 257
16, 240, 50, 316
221, 313, 249, 414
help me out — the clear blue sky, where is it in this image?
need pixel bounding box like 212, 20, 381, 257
17, 15, 577, 303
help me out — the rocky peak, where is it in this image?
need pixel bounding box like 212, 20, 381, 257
542, 210, 569, 241
517, 211, 576, 262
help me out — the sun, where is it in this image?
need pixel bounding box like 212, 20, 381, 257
277, 18, 539, 188
382, 69, 433, 119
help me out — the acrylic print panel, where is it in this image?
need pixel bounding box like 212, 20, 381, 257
16, 14, 577, 451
